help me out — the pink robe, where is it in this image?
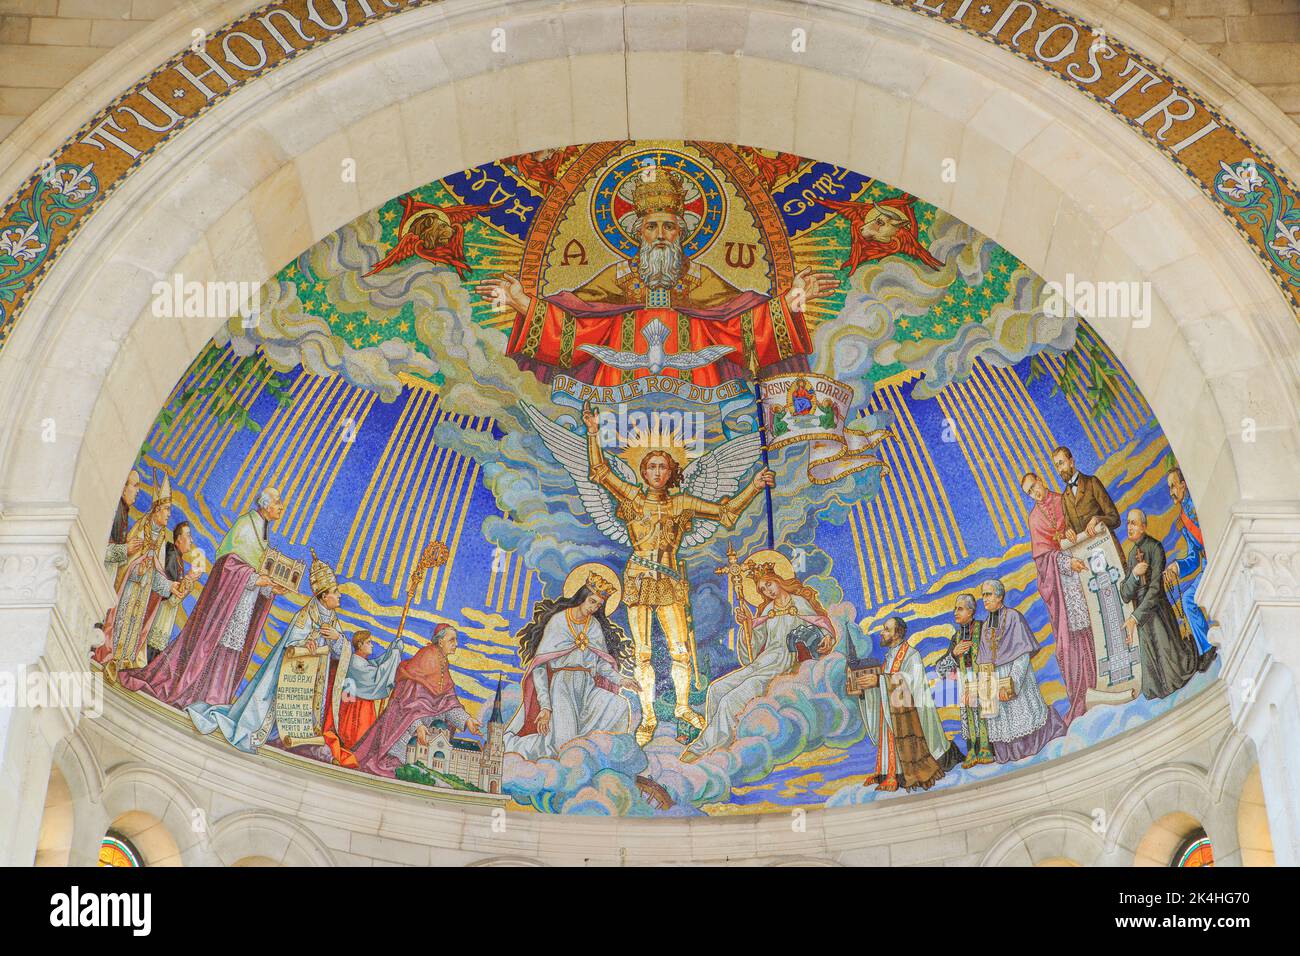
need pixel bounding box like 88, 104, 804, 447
1028, 491, 1097, 726
351, 644, 466, 777
117, 553, 272, 710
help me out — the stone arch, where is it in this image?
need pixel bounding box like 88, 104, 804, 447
1134, 811, 1211, 868
1236, 764, 1275, 867
467, 855, 546, 867
98, 763, 209, 866
48, 731, 109, 867
103, 810, 182, 867
34, 764, 74, 867
980, 811, 1104, 866
0, 0, 1293, 561
209, 809, 336, 867
767, 857, 843, 867
1107, 763, 1238, 866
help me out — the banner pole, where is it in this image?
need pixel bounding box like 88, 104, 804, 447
748, 351, 776, 550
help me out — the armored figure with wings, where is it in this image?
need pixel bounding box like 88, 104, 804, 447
521, 401, 775, 745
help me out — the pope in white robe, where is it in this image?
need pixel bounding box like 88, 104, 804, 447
505, 582, 638, 760
189, 553, 345, 757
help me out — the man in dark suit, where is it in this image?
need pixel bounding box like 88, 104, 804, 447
1051, 445, 1121, 547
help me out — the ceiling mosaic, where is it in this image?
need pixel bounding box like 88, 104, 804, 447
94, 140, 1219, 816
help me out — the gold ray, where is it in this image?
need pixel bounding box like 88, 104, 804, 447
224, 374, 313, 510
369, 391, 439, 584
876, 386, 940, 578
301, 390, 377, 544
276, 376, 348, 534
968, 365, 1040, 520
435, 419, 488, 608
287, 384, 367, 543
342, 396, 419, 577
937, 388, 1013, 546
887, 385, 966, 563
191, 366, 277, 493
159, 351, 232, 459
361, 390, 432, 581
384, 404, 448, 595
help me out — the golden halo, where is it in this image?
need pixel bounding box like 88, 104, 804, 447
740, 549, 797, 608
563, 562, 622, 616
622, 441, 689, 477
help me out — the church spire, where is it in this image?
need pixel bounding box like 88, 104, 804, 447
489, 673, 504, 724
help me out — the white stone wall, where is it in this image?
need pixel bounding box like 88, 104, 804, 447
29, 662, 1257, 866
0, 0, 166, 140
1, 0, 1298, 149
0, 0, 1296, 865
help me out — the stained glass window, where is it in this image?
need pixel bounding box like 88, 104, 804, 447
1175, 832, 1214, 868
98, 832, 142, 868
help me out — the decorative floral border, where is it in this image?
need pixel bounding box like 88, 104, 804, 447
0, 0, 1297, 357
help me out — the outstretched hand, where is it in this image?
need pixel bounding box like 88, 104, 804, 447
473, 272, 528, 314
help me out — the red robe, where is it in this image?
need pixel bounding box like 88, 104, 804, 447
320, 657, 384, 769
506, 261, 812, 387
350, 643, 465, 777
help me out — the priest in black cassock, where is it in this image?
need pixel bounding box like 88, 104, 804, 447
1119, 509, 1200, 700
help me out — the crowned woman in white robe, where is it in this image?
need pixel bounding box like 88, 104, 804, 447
504, 575, 638, 761
682, 568, 835, 761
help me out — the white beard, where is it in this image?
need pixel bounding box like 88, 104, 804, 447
638, 240, 685, 289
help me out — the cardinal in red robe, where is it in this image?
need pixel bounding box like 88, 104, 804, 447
814, 194, 944, 273
350, 624, 480, 778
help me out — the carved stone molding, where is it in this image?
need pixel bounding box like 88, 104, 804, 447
1241, 545, 1300, 601
0, 508, 106, 673
0, 549, 67, 606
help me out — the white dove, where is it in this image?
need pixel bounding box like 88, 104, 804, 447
577, 317, 735, 374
